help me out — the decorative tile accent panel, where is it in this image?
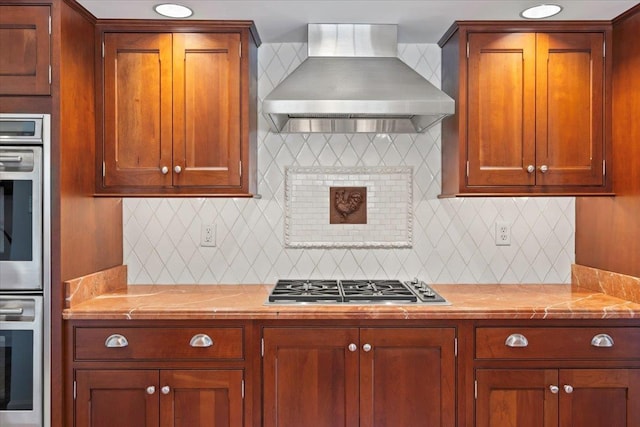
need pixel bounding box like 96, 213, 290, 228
122, 42, 576, 285
572, 264, 640, 304
285, 167, 412, 248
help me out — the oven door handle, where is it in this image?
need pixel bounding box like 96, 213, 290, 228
0, 307, 24, 315
0, 155, 23, 163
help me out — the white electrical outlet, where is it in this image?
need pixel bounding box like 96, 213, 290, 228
495, 221, 511, 246
200, 223, 216, 247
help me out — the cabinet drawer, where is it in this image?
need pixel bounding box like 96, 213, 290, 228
75, 327, 244, 361
476, 327, 640, 360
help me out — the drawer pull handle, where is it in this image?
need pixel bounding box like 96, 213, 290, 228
549, 385, 559, 394
189, 333, 213, 348
504, 333, 529, 348
591, 333, 614, 348
105, 334, 129, 348
146, 386, 156, 395
362, 343, 372, 352
564, 384, 574, 394
348, 343, 357, 352
161, 386, 171, 395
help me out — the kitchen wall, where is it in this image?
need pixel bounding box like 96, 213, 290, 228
123, 42, 575, 285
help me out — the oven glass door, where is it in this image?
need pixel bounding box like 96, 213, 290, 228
0, 296, 42, 426
0, 147, 42, 291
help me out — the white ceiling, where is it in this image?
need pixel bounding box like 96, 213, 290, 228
75, 0, 638, 43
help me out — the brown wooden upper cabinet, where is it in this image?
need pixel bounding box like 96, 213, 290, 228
439, 23, 612, 196
96, 22, 259, 196
0, 4, 51, 95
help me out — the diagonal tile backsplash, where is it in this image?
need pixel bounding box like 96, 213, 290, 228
123, 42, 575, 285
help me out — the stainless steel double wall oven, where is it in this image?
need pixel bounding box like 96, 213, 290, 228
0, 114, 50, 427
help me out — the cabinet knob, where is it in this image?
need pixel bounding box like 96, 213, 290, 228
362, 343, 372, 352
189, 333, 214, 348
348, 343, 357, 352
564, 385, 574, 394
104, 334, 129, 348
549, 385, 559, 394
504, 333, 529, 348
161, 166, 169, 175
591, 333, 614, 348
174, 165, 182, 174
146, 386, 156, 395
540, 165, 549, 173
161, 385, 171, 395
526, 165, 535, 173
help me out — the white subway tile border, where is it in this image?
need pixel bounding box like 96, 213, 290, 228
285, 166, 413, 248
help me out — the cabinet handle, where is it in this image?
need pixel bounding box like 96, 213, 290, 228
540, 165, 549, 173
549, 385, 559, 394
526, 165, 535, 173
104, 334, 129, 348
146, 386, 156, 395
189, 333, 213, 348
564, 385, 574, 394
161, 166, 169, 174
591, 333, 614, 348
161, 385, 171, 395
174, 165, 182, 174
362, 343, 372, 352
348, 343, 357, 352
504, 333, 529, 348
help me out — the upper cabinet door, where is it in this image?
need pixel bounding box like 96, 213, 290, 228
536, 33, 605, 186
0, 5, 51, 95
102, 33, 174, 188
172, 33, 242, 188
467, 32, 537, 187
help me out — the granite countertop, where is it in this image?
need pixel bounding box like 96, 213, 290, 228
61, 264, 640, 320
62, 280, 640, 322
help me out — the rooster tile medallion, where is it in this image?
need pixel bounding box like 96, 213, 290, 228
284, 166, 413, 248
330, 187, 367, 224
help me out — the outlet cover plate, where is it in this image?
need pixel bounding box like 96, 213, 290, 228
495, 221, 511, 246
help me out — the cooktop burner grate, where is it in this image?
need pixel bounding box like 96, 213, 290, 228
340, 280, 417, 302
268, 279, 342, 303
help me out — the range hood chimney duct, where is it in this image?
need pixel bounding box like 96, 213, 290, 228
263, 24, 455, 134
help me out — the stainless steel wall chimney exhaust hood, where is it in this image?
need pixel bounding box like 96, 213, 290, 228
262, 24, 455, 134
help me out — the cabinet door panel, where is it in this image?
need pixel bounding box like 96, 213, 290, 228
467, 33, 536, 186
476, 369, 558, 427
536, 33, 604, 186
360, 328, 456, 427
75, 370, 159, 427
0, 5, 50, 95
262, 328, 359, 427
103, 33, 173, 187
173, 33, 241, 187
160, 370, 243, 427
559, 369, 640, 427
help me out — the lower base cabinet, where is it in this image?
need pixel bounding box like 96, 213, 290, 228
262, 327, 456, 427
75, 369, 243, 427
476, 368, 640, 426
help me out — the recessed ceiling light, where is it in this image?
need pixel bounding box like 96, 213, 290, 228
153, 3, 193, 18
520, 4, 563, 19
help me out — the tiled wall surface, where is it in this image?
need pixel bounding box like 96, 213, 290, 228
123, 42, 575, 285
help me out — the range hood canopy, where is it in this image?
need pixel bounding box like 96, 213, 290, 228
263, 24, 455, 134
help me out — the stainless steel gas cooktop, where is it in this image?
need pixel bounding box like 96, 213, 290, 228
267, 279, 449, 305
